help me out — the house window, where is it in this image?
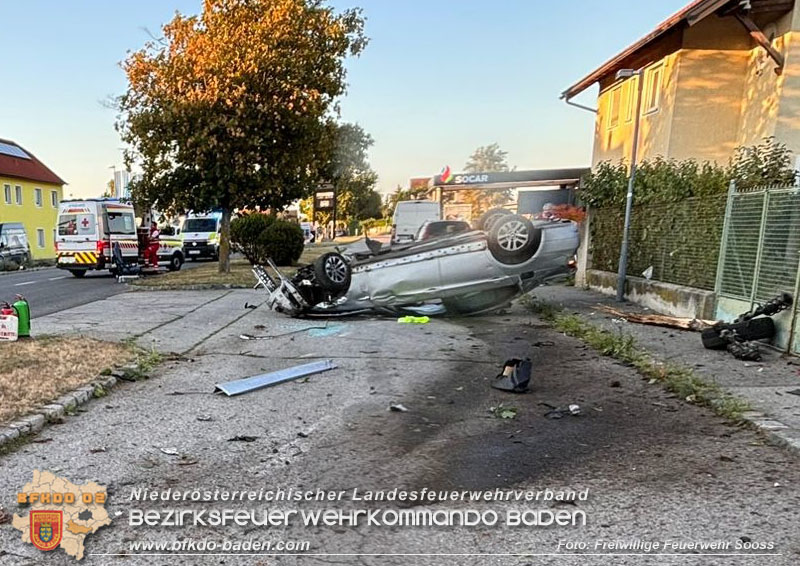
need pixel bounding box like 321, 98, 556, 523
51, 190, 59, 207
15, 185, 22, 205
3, 184, 10, 204
608, 86, 622, 129
36, 228, 45, 249
625, 78, 636, 122
645, 65, 663, 113
34, 188, 43, 207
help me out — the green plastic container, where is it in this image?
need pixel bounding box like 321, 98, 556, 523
12, 295, 30, 338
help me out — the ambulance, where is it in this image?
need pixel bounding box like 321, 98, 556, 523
55, 199, 184, 277
181, 211, 222, 260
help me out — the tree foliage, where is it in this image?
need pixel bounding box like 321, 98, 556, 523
118, 0, 367, 271
580, 137, 797, 208
457, 142, 512, 216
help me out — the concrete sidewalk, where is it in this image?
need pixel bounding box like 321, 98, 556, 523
533, 284, 800, 453
34, 289, 266, 354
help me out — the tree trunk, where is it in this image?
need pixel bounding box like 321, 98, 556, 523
218, 208, 231, 274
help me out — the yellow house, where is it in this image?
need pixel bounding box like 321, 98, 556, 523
0, 138, 65, 260
562, 0, 800, 167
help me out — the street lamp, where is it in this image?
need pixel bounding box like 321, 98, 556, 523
615, 67, 645, 302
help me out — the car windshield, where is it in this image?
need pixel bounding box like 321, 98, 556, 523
107, 212, 136, 235
184, 218, 218, 232
0, 227, 28, 249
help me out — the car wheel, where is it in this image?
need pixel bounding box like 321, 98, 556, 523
701, 317, 775, 350
488, 214, 541, 265
314, 252, 351, 294
167, 253, 183, 271
69, 270, 86, 278
474, 208, 511, 231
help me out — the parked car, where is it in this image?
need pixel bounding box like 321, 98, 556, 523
254, 214, 580, 317
415, 220, 471, 241
0, 223, 32, 271
391, 200, 440, 244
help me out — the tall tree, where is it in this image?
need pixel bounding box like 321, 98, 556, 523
462, 143, 512, 215
118, 0, 367, 272
322, 123, 381, 224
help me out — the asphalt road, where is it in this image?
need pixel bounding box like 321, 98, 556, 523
4, 290, 799, 565
0, 261, 203, 318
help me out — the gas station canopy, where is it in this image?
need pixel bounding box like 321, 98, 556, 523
429, 168, 590, 191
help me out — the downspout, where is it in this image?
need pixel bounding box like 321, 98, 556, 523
561, 95, 598, 114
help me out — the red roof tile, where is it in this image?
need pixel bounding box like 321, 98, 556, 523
0, 138, 65, 186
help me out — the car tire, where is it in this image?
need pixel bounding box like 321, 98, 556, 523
475, 208, 511, 231
701, 317, 775, 350
69, 270, 86, 278
167, 253, 183, 272
488, 214, 541, 265
314, 252, 351, 294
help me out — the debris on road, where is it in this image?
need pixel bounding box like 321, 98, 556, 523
159, 447, 180, 456
389, 403, 409, 413
597, 305, 715, 331
239, 325, 330, 340
786, 389, 800, 397
544, 404, 581, 419
491, 358, 532, 393
490, 404, 518, 419
215, 359, 337, 396
397, 316, 430, 324
196, 415, 213, 422
89, 446, 107, 453
228, 435, 259, 442
700, 293, 792, 360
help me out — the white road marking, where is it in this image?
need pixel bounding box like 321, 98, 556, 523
14, 281, 37, 286
48, 276, 68, 281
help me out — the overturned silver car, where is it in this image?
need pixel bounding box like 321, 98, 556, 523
254, 213, 579, 317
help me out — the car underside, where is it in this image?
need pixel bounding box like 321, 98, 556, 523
254, 213, 580, 318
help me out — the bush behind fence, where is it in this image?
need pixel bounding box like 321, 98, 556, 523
589, 194, 728, 290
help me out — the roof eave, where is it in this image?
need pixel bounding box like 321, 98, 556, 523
561, 0, 730, 100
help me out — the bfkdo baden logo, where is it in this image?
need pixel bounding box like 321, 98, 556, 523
13, 470, 111, 560
30, 510, 64, 551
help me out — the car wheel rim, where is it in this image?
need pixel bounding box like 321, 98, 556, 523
325, 256, 348, 284
497, 220, 529, 251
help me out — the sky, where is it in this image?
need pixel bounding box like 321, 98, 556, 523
0, 0, 688, 198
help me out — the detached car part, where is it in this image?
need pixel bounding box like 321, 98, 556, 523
701, 293, 792, 350
255, 214, 580, 317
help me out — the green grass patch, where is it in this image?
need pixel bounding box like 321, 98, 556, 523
521, 295, 750, 422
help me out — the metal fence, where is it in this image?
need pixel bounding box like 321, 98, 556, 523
716, 185, 800, 304
590, 194, 728, 290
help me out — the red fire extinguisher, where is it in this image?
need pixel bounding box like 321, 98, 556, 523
0, 302, 15, 317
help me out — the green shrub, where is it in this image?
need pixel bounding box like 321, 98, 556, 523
262, 220, 304, 266
230, 214, 303, 266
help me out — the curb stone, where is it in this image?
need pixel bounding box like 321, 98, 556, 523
0, 369, 131, 450
742, 411, 800, 455
130, 283, 250, 291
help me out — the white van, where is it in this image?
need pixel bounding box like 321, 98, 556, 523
182, 212, 222, 260
56, 199, 184, 277
391, 200, 440, 244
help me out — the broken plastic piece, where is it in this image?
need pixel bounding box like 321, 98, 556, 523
215, 359, 337, 396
